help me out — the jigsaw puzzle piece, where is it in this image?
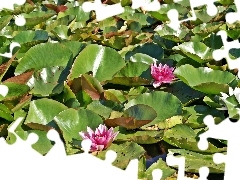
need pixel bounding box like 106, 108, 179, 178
167, 0, 218, 31
0, 120, 139, 180
0, 0, 26, 26
226, 0, 240, 24
81, 137, 92, 153
167, 152, 186, 179
212, 30, 240, 78
101, 148, 138, 180
0, 84, 8, 98
48, 138, 139, 180
82, 0, 124, 21
213, 152, 238, 180
0, 0, 26, 11
212, 30, 240, 60
167, 152, 209, 180
131, 0, 161, 11
46, 128, 66, 157
0, 117, 43, 180
0, 42, 21, 58
7, 117, 40, 157
188, 0, 218, 17
199, 114, 240, 180
198, 115, 240, 150
15, 15, 26, 26
167, 8, 181, 30
152, 169, 163, 180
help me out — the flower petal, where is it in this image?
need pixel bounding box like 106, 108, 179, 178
153, 81, 162, 88
79, 124, 119, 152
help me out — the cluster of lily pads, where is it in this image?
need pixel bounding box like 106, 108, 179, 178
0, 0, 240, 179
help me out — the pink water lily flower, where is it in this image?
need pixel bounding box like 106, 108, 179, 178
151, 63, 175, 88
79, 124, 119, 152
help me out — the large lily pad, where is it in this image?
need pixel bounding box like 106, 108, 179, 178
173, 42, 213, 63
174, 64, 236, 94
24, 98, 68, 125
125, 91, 182, 126
54, 108, 103, 142
70, 44, 125, 82
15, 42, 73, 74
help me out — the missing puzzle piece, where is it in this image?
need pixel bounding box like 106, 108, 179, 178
82, 0, 124, 21
0, 0, 27, 27
198, 115, 240, 180
0, 42, 21, 58
131, 0, 161, 11
167, 0, 218, 30
0, 118, 42, 179
212, 30, 240, 78
0, 117, 139, 180
166, 152, 209, 180
0, 0, 26, 11
0, 84, 8, 98
225, 0, 240, 24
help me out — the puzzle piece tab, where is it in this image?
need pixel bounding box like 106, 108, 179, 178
15, 15, 26, 26
82, 0, 124, 21
167, 0, 218, 30
0, 0, 26, 11
198, 115, 240, 180
0, 84, 8, 97
0, 42, 21, 58
0, 117, 139, 180
152, 169, 163, 180
166, 151, 209, 180
212, 30, 240, 78
131, 0, 161, 11
225, 0, 240, 24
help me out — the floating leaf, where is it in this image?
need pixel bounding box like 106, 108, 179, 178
157, 115, 183, 129
116, 62, 150, 77
105, 117, 152, 130
107, 77, 151, 86
54, 108, 103, 142
2, 82, 29, 101
155, 24, 189, 43
124, 104, 157, 121
103, 89, 127, 103
4, 70, 34, 84
125, 91, 182, 126
161, 81, 205, 105
0, 58, 13, 81
125, 43, 164, 60
0, 15, 12, 31
173, 42, 213, 63
24, 98, 68, 125
183, 105, 225, 128
23, 11, 56, 27
13, 30, 48, 44
174, 64, 236, 94
81, 74, 104, 100
70, 44, 125, 82
0, 103, 13, 121
115, 127, 164, 144
15, 42, 73, 74
87, 100, 113, 119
